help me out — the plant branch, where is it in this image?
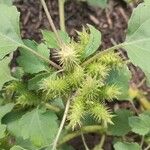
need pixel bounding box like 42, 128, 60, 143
99, 134, 106, 149
40, 0, 62, 46
81, 43, 123, 67
140, 135, 144, 148
58, 0, 66, 31
52, 96, 71, 150
58, 125, 106, 147
144, 144, 150, 150
45, 103, 61, 113
81, 132, 90, 150
22, 45, 61, 70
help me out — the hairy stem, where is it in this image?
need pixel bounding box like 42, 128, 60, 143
45, 103, 61, 113
99, 134, 106, 149
81, 43, 123, 67
40, 0, 62, 46
22, 45, 61, 70
140, 135, 144, 148
81, 132, 90, 150
52, 97, 71, 150
58, 0, 66, 31
58, 125, 106, 147
144, 144, 150, 150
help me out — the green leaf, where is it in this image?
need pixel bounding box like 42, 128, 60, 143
0, 4, 23, 59
48, 144, 75, 150
42, 30, 70, 48
10, 146, 27, 150
123, 2, 150, 86
0, 124, 6, 139
108, 109, 132, 136
0, 56, 14, 90
114, 142, 141, 150
106, 66, 131, 100
86, 0, 107, 8
0, 103, 14, 139
129, 113, 150, 136
0, 103, 14, 121
0, 0, 12, 6
4, 111, 25, 138
28, 72, 51, 90
17, 40, 50, 74
12, 67, 24, 80
19, 108, 58, 147
82, 25, 101, 59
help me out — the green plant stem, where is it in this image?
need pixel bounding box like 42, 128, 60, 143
99, 134, 106, 149
58, 0, 66, 31
81, 132, 90, 150
140, 135, 145, 148
58, 125, 106, 147
45, 103, 61, 113
22, 45, 61, 70
52, 97, 71, 150
40, 0, 62, 46
144, 144, 150, 150
81, 43, 123, 67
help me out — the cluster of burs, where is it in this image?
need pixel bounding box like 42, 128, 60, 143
5, 27, 124, 130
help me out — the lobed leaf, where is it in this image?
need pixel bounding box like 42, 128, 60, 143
106, 66, 131, 100
123, 2, 150, 86
86, 0, 107, 8
129, 113, 150, 136
82, 24, 101, 59
17, 40, 50, 74
19, 108, 58, 147
10, 146, 27, 150
0, 56, 14, 90
0, 4, 22, 59
114, 142, 141, 150
0, 124, 6, 139
108, 109, 132, 136
42, 30, 70, 49
0, 0, 12, 6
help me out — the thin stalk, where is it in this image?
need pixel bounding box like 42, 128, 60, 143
130, 101, 139, 115
58, 0, 66, 31
58, 125, 106, 147
45, 103, 61, 113
81, 132, 90, 150
22, 45, 61, 70
81, 43, 123, 67
140, 135, 144, 148
99, 135, 106, 149
52, 97, 71, 150
144, 144, 150, 150
40, 0, 62, 46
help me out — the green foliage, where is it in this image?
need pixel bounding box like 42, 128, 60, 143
129, 112, 150, 136
79, 0, 107, 8
42, 30, 70, 49
114, 142, 141, 150
108, 109, 132, 136
10, 146, 27, 150
19, 108, 58, 147
0, 56, 14, 90
73, 25, 101, 60
106, 66, 131, 100
17, 40, 50, 74
0, 0, 150, 149
123, 1, 150, 85
0, 103, 14, 139
0, 0, 12, 6
0, 4, 22, 59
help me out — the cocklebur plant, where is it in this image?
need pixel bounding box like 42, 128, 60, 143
0, 0, 150, 150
